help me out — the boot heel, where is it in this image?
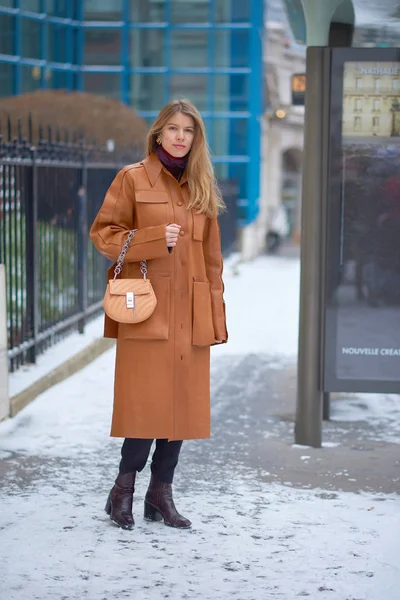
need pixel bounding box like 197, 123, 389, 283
144, 501, 163, 522
105, 494, 111, 515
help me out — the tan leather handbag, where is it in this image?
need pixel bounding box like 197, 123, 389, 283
103, 230, 157, 324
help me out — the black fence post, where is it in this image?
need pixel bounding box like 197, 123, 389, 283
26, 147, 39, 363
77, 159, 88, 334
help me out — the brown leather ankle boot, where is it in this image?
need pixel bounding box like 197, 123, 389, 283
105, 472, 136, 530
144, 475, 191, 529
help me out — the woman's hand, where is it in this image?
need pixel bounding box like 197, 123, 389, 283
214, 340, 224, 344
166, 223, 181, 248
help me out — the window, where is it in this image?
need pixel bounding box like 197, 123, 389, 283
214, 30, 250, 68
355, 77, 362, 90
171, 0, 208, 23
215, 0, 250, 22
373, 99, 380, 112
354, 116, 361, 131
374, 78, 381, 91
170, 74, 207, 111
0, 63, 13, 97
49, 70, 69, 90
213, 74, 249, 112
20, 0, 41, 12
213, 119, 248, 156
22, 18, 41, 59
354, 98, 362, 112
84, 0, 123, 21
129, 29, 165, 68
84, 29, 121, 66
21, 65, 41, 93
393, 79, 399, 91
0, 15, 14, 56
84, 73, 121, 100
372, 116, 380, 130
130, 73, 165, 111
48, 24, 68, 64
130, 0, 166, 22
48, 1, 69, 17
171, 29, 208, 69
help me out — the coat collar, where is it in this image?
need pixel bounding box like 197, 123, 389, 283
142, 152, 188, 187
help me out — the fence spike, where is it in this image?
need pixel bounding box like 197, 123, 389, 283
28, 114, 33, 144
47, 124, 52, 143
56, 126, 60, 143
17, 117, 22, 143
7, 115, 11, 142
39, 122, 43, 142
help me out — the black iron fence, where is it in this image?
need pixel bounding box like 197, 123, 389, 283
0, 117, 237, 372
0, 117, 143, 371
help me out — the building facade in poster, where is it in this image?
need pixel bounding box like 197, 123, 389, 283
342, 62, 400, 139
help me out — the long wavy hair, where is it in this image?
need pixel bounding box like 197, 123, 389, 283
147, 99, 225, 217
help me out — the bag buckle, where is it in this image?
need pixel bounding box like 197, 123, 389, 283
126, 292, 135, 309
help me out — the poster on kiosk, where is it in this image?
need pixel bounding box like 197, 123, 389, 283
324, 48, 400, 393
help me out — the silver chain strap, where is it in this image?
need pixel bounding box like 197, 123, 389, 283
113, 229, 147, 281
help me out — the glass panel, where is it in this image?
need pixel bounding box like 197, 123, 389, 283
171, 0, 208, 23
130, 73, 164, 112
48, 1, 69, 18
0, 15, 14, 55
48, 23, 68, 63
84, 29, 121, 66
170, 74, 207, 111
171, 30, 207, 68
21, 18, 41, 59
48, 69, 69, 89
214, 30, 250, 68
84, 73, 121, 100
84, 0, 123, 21
0, 1, 14, 7
20, 0, 40, 11
21, 65, 41, 93
130, 0, 166, 22
129, 29, 165, 68
213, 118, 248, 156
213, 74, 248, 111
0, 63, 13, 97
215, 0, 250, 22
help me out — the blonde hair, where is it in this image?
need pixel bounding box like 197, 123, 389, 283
147, 99, 225, 217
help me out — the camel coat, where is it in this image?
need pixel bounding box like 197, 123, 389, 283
90, 152, 227, 441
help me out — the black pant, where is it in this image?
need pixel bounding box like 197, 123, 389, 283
119, 438, 183, 484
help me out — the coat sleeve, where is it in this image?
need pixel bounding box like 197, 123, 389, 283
203, 216, 228, 343
89, 167, 170, 262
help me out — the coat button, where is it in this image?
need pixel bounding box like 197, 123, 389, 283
179, 230, 185, 236
177, 201, 183, 206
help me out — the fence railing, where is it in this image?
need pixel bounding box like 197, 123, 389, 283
0, 117, 144, 371
0, 116, 237, 372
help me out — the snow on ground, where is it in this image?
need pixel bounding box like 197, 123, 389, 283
8, 314, 105, 397
1, 253, 399, 599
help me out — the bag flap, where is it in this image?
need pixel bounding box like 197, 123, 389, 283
109, 279, 152, 296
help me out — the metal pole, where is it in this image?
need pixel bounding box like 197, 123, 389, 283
77, 159, 88, 334
323, 392, 330, 421
0, 265, 9, 421
295, 47, 331, 447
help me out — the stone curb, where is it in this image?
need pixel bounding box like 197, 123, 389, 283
10, 337, 115, 418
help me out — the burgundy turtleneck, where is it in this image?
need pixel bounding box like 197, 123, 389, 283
155, 144, 189, 181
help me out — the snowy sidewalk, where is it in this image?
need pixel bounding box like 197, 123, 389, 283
0, 254, 399, 600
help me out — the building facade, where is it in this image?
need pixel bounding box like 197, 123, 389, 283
343, 62, 400, 139
0, 0, 263, 228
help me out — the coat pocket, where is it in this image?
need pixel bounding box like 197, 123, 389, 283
123, 276, 170, 340
192, 281, 215, 346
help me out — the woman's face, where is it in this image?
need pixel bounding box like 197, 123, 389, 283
160, 112, 195, 158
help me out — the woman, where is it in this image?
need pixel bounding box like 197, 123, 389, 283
90, 98, 227, 531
